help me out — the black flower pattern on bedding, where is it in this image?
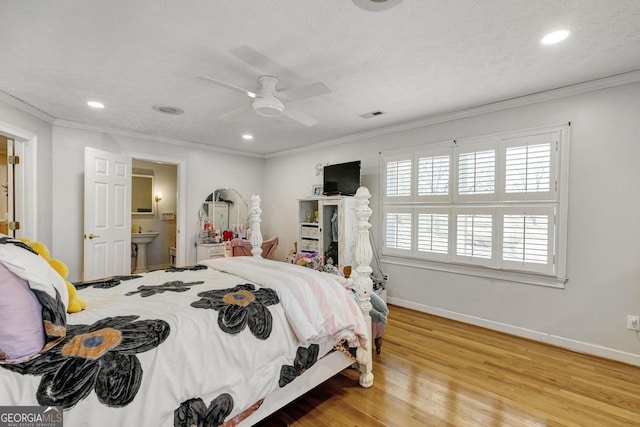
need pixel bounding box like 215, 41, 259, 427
191, 284, 279, 340
165, 264, 207, 272
279, 344, 320, 387
73, 275, 142, 290
126, 280, 205, 297
2, 315, 170, 409
174, 394, 234, 427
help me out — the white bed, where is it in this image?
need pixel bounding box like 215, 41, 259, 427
0, 187, 375, 426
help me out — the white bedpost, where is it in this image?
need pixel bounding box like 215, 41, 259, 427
353, 186, 374, 388
249, 194, 264, 257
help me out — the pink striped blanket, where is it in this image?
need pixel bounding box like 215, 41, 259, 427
200, 257, 369, 351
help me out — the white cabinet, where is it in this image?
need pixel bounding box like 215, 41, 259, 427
297, 196, 357, 270
196, 242, 231, 261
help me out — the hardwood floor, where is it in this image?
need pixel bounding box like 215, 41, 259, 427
257, 304, 640, 426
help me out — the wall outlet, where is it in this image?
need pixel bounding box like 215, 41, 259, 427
383, 274, 389, 281
627, 315, 640, 331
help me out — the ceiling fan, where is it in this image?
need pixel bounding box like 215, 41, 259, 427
199, 46, 331, 127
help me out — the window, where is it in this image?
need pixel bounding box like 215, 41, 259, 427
381, 125, 569, 285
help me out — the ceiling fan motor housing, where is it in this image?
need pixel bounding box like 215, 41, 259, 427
253, 76, 285, 116
253, 95, 284, 116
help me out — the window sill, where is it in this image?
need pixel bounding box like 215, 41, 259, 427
380, 255, 567, 288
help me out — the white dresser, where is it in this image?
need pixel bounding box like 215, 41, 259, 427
196, 242, 231, 261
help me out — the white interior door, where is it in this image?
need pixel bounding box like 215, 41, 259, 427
84, 147, 131, 280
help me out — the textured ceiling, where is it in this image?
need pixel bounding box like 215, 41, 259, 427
1, 0, 640, 156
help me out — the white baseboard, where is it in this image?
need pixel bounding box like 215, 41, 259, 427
388, 296, 640, 367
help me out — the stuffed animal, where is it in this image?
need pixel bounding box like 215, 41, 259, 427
19, 237, 86, 313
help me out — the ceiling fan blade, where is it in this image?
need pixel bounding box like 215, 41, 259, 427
283, 108, 318, 127
199, 75, 256, 98
218, 103, 252, 120
280, 82, 331, 102
230, 46, 300, 84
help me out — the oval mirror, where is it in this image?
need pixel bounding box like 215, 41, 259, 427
198, 188, 248, 243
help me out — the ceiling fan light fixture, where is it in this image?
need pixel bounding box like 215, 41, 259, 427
353, 0, 402, 12
252, 95, 284, 117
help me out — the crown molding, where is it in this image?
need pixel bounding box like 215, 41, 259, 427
266, 69, 640, 158
0, 90, 56, 124
5, 69, 640, 160
53, 119, 265, 159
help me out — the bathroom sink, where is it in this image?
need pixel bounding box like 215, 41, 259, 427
131, 232, 159, 273
131, 232, 159, 244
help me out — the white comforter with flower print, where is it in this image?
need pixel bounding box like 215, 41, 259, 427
0, 258, 364, 426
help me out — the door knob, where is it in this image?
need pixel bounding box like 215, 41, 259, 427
85, 233, 100, 239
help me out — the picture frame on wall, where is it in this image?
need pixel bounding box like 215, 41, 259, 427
312, 184, 323, 196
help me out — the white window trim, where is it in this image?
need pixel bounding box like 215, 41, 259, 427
379, 123, 570, 288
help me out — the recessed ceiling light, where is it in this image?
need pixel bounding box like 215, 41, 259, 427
540, 30, 570, 45
87, 101, 104, 109
242, 134, 253, 140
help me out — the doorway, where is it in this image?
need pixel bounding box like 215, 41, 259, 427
127, 151, 187, 270
131, 158, 178, 271
0, 122, 36, 239
0, 134, 10, 235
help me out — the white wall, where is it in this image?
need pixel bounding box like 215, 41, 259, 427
263, 81, 640, 365
51, 125, 265, 281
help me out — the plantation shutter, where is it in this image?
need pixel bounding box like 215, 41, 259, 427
458, 150, 495, 195
384, 211, 412, 253
501, 207, 555, 274
454, 212, 493, 265
385, 159, 412, 198
500, 132, 557, 201
418, 154, 450, 197
417, 211, 449, 260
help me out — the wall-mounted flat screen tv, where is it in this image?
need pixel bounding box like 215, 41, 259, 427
323, 160, 361, 196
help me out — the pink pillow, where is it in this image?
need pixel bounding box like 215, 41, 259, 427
0, 262, 45, 362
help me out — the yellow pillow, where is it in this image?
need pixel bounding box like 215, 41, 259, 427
24, 239, 86, 314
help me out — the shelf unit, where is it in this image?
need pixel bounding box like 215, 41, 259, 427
297, 195, 358, 270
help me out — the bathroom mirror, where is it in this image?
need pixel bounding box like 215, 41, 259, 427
198, 188, 248, 241
132, 174, 154, 215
